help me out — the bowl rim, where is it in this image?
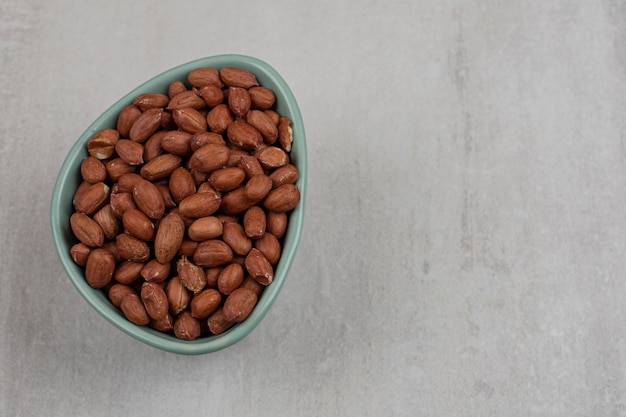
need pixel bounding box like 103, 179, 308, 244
50, 54, 307, 355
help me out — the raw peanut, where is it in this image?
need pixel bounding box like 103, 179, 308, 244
257, 146, 289, 169
141, 281, 169, 320
143, 131, 166, 162
72, 181, 92, 206
173, 311, 201, 340
197, 182, 218, 196
160, 130, 193, 156
120, 294, 150, 326
278, 116, 293, 151
188, 216, 223, 241
116, 233, 150, 262
178, 191, 222, 218
122, 208, 155, 241
73, 181, 110, 215
177, 256, 206, 293
70, 212, 104, 247
253, 142, 269, 156
154, 212, 185, 263
190, 132, 225, 151
166, 276, 191, 315
266, 211, 287, 238
87, 128, 119, 159
177, 239, 199, 258
85, 248, 116, 288
150, 313, 174, 332
115, 139, 143, 165
129, 108, 163, 143
263, 184, 300, 212
188, 67, 223, 88
80, 156, 107, 183
190, 289, 222, 319
140, 153, 182, 181
117, 173, 143, 193
222, 221, 252, 256
205, 266, 223, 288
223, 287, 258, 322
198, 85, 224, 108
110, 191, 137, 218
70, 243, 91, 266
113, 260, 145, 285
265, 109, 280, 126
140, 259, 171, 283
102, 241, 122, 263
247, 110, 278, 144
169, 167, 196, 203
237, 155, 264, 177
173, 108, 208, 134
220, 67, 259, 88
254, 232, 282, 265
93, 208, 115, 240
207, 308, 235, 334
220, 187, 255, 215
208, 167, 246, 192
240, 275, 264, 296
243, 206, 266, 239
108, 284, 135, 309
248, 86, 276, 110
228, 87, 251, 118
245, 248, 274, 285
156, 183, 176, 210
166, 90, 206, 110
269, 164, 299, 188
132, 178, 165, 219
193, 239, 233, 267
105, 197, 132, 226
206, 104, 233, 133
217, 263, 244, 295
167, 107, 191, 132
244, 174, 273, 202
117, 105, 142, 138
227, 119, 263, 150
133, 93, 169, 111
105, 158, 136, 182
227, 150, 249, 167
222, 187, 256, 215
168, 80, 188, 98
188, 143, 230, 173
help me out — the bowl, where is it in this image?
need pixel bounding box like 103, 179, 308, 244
50, 54, 307, 354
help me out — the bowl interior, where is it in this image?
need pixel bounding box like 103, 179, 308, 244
50, 54, 306, 354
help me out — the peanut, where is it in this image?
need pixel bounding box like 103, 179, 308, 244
68, 66, 301, 340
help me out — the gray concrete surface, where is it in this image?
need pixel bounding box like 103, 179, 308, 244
2, 0, 626, 415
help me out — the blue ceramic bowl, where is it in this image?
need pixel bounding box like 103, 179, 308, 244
50, 55, 306, 354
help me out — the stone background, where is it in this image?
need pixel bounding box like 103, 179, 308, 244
2, 1, 626, 415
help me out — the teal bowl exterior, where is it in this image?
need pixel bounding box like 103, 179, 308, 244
50, 55, 306, 355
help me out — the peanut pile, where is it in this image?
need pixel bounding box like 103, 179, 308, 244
69, 66, 300, 340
